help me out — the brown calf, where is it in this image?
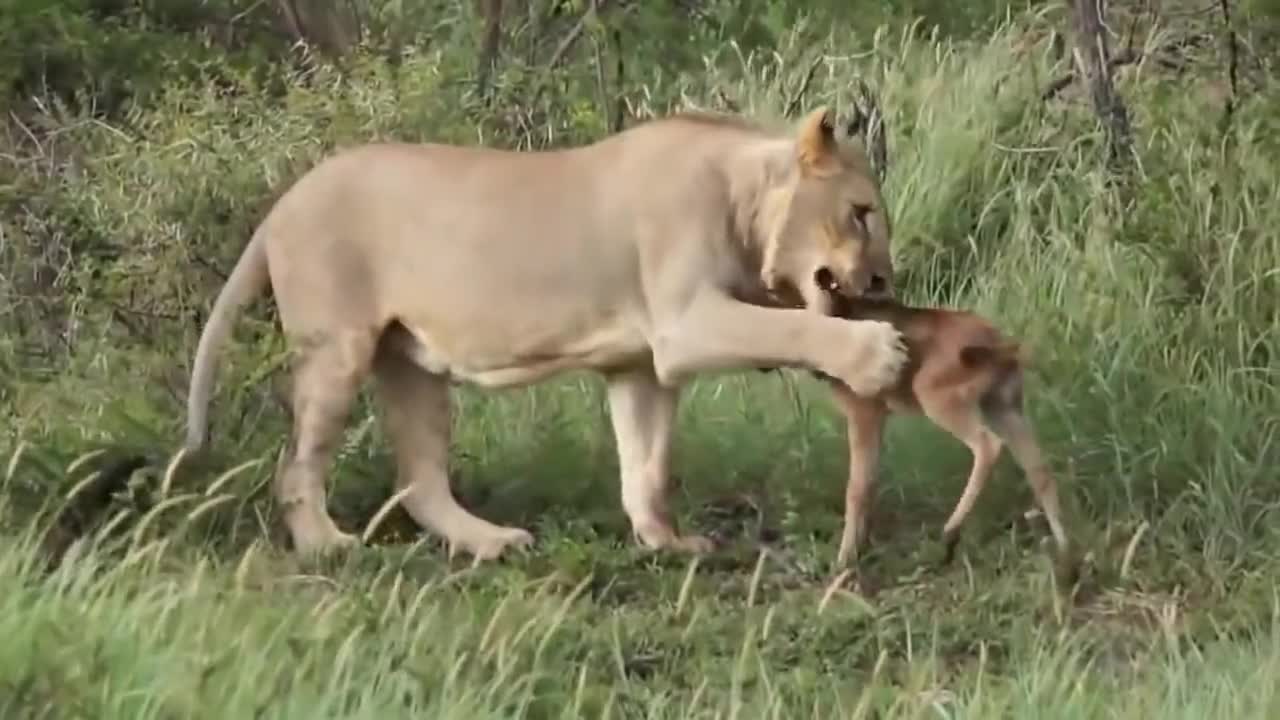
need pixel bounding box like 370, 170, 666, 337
822, 298, 1070, 568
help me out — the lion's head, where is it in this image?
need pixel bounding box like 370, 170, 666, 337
759, 106, 893, 313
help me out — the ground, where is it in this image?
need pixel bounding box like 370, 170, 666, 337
3, 367, 1279, 718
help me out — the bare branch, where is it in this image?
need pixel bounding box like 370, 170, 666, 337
610, 26, 626, 133
476, 0, 505, 102
275, 0, 306, 44
1217, 0, 1239, 138
591, 25, 610, 129
546, 0, 608, 73
347, 0, 363, 46
1041, 47, 1142, 101
272, 0, 360, 57
783, 56, 823, 119
845, 79, 888, 185
527, 0, 613, 114
229, 0, 269, 26
713, 88, 741, 113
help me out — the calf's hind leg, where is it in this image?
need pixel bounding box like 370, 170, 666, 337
917, 397, 1004, 564
983, 405, 1069, 557
372, 339, 533, 562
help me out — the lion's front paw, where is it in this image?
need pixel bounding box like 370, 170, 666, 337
673, 534, 716, 555
289, 517, 362, 558
632, 520, 716, 555
449, 526, 534, 563
836, 320, 908, 397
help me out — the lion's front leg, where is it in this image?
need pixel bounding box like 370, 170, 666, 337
605, 369, 714, 554
651, 290, 908, 396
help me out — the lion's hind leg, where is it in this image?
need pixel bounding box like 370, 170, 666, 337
372, 336, 533, 563
276, 329, 376, 555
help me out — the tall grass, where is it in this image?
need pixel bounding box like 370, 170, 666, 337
1, 7, 1278, 717
4, 496, 1280, 718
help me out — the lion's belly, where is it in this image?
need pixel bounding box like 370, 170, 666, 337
364, 196, 654, 387
388, 314, 652, 389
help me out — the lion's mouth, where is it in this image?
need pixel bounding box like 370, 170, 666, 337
765, 267, 849, 311
813, 266, 894, 302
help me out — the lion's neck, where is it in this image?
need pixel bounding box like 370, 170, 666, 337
723, 139, 795, 282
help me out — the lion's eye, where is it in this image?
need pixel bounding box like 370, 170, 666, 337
850, 203, 873, 231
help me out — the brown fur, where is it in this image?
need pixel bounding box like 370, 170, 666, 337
823, 298, 1069, 567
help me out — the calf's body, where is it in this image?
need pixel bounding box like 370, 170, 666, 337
824, 299, 1070, 567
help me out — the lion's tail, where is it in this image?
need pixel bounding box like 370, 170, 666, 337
185, 230, 270, 453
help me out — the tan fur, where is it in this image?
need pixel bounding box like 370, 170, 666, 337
183, 106, 907, 560
822, 299, 1069, 568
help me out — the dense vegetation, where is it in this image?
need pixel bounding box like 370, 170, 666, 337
1, 0, 1278, 716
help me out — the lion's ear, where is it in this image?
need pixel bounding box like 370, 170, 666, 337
795, 106, 838, 172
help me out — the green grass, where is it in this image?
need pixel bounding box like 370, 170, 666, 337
3, 403, 1280, 719
2, 6, 1279, 718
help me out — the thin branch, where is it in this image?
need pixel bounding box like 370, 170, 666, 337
783, 56, 823, 119
1123, 3, 1141, 57
1217, 0, 1239, 138
1041, 47, 1142, 101
272, 0, 357, 58
191, 252, 231, 283
590, 27, 610, 129
275, 0, 307, 45
475, 0, 504, 102
610, 26, 626, 132
7, 111, 44, 157
346, 0, 363, 47
545, 0, 607, 73
847, 79, 888, 185
712, 88, 741, 113
524, 0, 555, 66
1041, 30, 1212, 104
229, 0, 269, 26
527, 0, 612, 114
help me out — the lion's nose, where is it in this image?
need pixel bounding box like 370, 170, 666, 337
867, 274, 890, 297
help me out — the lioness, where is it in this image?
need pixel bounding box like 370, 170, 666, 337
184, 107, 907, 561
820, 298, 1070, 568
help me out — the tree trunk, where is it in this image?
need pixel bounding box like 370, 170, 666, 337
275, 0, 361, 57
1068, 0, 1133, 169
476, 0, 505, 102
